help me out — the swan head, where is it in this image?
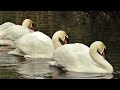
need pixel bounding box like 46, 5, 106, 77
90, 41, 107, 60
52, 30, 69, 49
22, 19, 35, 31
53, 30, 69, 44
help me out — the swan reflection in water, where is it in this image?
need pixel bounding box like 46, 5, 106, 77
16, 58, 113, 79
16, 58, 53, 79
44, 66, 113, 79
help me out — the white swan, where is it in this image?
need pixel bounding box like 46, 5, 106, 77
0, 19, 35, 47
8, 30, 69, 58
0, 19, 35, 32
53, 41, 113, 73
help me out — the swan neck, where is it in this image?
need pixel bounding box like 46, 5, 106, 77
89, 46, 113, 73
52, 36, 62, 49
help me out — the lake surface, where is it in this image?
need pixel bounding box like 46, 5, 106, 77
0, 42, 119, 79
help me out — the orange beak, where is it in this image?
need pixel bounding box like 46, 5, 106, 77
64, 36, 69, 44
31, 23, 36, 31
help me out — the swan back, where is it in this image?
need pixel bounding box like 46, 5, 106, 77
0, 19, 34, 46
14, 31, 54, 58
53, 43, 98, 72
0, 22, 14, 31
1, 25, 32, 41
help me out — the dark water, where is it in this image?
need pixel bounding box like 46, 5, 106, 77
107, 42, 120, 79
0, 42, 119, 79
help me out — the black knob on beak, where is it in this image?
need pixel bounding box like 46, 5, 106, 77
64, 36, 69, 44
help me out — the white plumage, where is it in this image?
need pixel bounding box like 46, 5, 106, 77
8, 30, 68, 59
53, 41, 113, 73
0, 19, 34, 47
9, 31, 54, 58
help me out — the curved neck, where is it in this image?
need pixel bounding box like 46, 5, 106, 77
22, 21, 29, 28
52, 36, 62, 49
22, 24, 34, 32
22, 24, 28, 28
89, 46, 113, 73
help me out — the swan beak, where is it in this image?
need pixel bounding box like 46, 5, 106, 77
103, 48, 107, 60
64, 36, 69, 44
31, 23, 36, 31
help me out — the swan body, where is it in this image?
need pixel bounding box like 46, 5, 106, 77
2, 25, 33, 40
0, 22, 15, 46
8, 30, 69, 59
9, 31, 54, 58
53, 41, 113, 73
0, 19, 34, 47
0, 22, 15, 31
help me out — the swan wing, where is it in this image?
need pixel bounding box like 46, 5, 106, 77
0, 22, 14, 31
3, 25, 31, 40
14, 32, 54, 58
31, 32, 53, 46
53, 43, 96, 72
